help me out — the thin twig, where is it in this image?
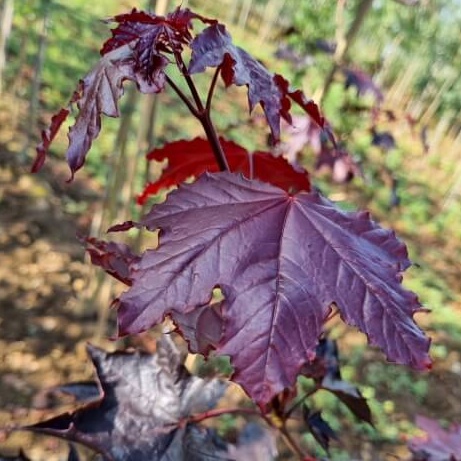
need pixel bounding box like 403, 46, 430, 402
285, 386, 319, 418
279, 423, 306, 460
166, 75, 200, 118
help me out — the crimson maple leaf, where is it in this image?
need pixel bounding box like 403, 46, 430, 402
137, 137, 310, 204
110, 172, 430, 406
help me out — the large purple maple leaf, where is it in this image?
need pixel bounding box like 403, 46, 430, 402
114, 172, 430, 406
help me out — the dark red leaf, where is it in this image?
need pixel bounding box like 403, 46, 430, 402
409, 416, 461, 461
101, 7, 215, 85
115, 172, 431, 406
189, 24, 324, 141
101, 7, 215, 56
23, 337, 229, 461
322, 378, 373, 426
32, 108, 70, 173
137, 137, 310, 204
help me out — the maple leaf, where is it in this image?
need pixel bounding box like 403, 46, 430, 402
409, 416, 461, 461
23, 336, 229, 461
113, 172, 430, 406
188, 24, 324, 141
137, 137, 310, 204
33, 44, 167, 180
101, 7, 216, 81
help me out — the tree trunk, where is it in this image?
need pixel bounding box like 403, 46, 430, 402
0, 0, 14, 94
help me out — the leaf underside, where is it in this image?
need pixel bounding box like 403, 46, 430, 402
113, 172, 430, 406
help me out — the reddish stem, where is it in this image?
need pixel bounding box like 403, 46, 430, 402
172, 52, 230, 172
285, 386, 319, 418
187, 406, 272, 427
206, 66, 221, 113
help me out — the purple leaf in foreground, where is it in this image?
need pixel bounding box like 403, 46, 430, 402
24, 336, 228, 461
115, 172, 430, 406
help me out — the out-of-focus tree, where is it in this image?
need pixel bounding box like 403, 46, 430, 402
0, 0, 14, 94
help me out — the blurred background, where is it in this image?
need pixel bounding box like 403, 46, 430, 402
0, 0, 460, 459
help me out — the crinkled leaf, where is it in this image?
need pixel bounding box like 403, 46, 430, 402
409, 416, 461, 461
344, 68, 383, 104
33, 44, 167, 179
101, 7, 215, 81
189, 24, 324, 141
23, 336, 228, 461
137, 137, 310, 204
115, 172, 430, 406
